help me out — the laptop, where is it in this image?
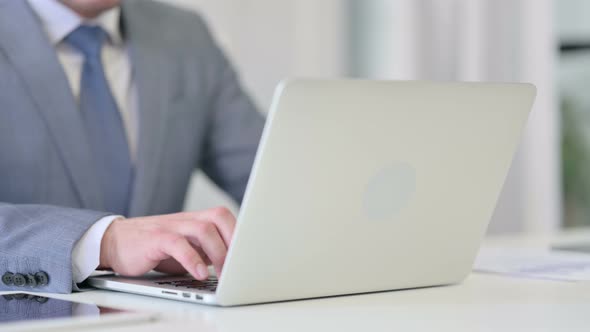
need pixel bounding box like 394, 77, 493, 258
88, 79, 536, 306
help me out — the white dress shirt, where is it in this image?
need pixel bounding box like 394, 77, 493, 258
27, 0, 139, 284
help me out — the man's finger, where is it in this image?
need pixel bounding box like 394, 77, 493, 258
181, 223, 228, 275
194, 207, 237, 247
159, 233, 209, 280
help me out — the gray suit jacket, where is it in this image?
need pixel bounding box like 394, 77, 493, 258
0, 0, 265, 293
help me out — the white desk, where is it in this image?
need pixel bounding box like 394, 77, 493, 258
4, 229, 590, 332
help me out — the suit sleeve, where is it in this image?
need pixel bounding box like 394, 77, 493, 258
196, 21, 266, 204
0, 203, 110, 293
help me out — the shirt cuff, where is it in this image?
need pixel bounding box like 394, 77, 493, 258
72, 215, 121, 284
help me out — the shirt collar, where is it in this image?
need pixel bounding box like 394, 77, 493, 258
27, 0, 123, 46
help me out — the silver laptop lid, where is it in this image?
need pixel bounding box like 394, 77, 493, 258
217, 79, 535, 306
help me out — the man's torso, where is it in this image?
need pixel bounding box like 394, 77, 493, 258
0, 0, 229, 216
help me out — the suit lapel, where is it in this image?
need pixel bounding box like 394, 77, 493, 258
0, 1, 104, 210
122, 2, 174, 217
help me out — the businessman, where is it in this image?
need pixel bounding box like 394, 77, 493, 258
0, 0, 265, 293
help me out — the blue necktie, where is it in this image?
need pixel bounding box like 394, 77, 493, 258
65, 26, 133, 215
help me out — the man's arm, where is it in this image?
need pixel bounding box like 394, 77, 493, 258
0, 203, 109, 293
1, 202, 238, 293
196, 21, 266, 204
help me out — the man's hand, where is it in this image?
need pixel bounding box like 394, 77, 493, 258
99, 207, 236, 280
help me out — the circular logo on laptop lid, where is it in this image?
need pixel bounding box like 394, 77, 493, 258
363, 162, 416, 221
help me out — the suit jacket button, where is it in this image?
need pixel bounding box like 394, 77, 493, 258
2, 272, 14, 286
26, 274, 37, 288
13, 273, 26, 287
35, 271, 49, 286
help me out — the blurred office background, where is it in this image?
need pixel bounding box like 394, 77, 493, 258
160, 0, 589, 234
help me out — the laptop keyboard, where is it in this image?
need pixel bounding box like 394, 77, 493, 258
154, 278, 218, 292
